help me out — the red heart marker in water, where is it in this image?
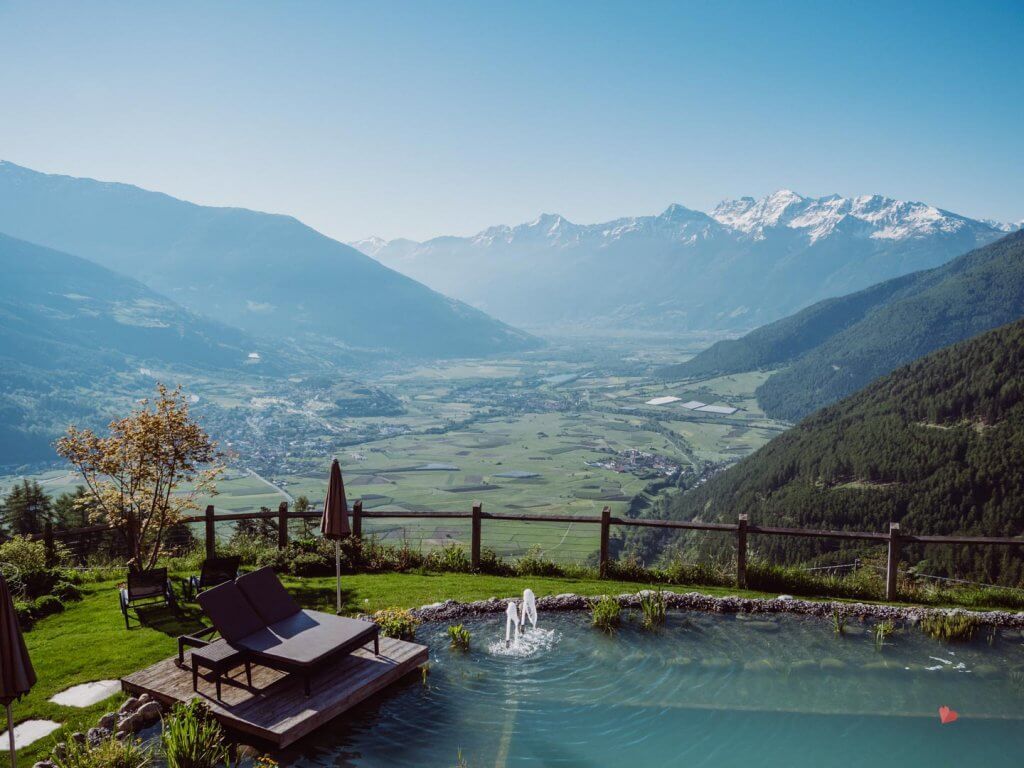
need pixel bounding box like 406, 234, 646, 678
939, 706, 958, 724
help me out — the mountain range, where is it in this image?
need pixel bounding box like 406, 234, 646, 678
0, 161, 538, 360
666, 230, 1024, 421
665, 317, 1024, 585
355, 191, 1015, 334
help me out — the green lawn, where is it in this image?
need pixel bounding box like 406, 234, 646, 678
15, 570, 778, 763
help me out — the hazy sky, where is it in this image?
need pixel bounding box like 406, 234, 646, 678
1, 0, 1021, 241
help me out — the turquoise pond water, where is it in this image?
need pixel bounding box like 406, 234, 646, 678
286, 611, 1024, 767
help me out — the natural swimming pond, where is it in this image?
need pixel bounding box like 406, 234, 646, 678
287, 611, 1024, 767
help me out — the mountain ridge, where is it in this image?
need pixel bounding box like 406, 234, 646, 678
0, 161, 539, 359
352, 190, 1014, 334
665, 230, 1024, 422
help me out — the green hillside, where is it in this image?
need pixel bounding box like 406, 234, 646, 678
0, 232, 278, 465
664, 230, 1024, 422
0, 161, 539, 359
667, 319, 1024, 584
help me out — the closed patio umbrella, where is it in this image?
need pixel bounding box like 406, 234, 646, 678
320, 458, 351, 613
0, 572, 35, 768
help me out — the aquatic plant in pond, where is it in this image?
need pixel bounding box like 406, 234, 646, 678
874, 620, 895, 651
590, 595, 621, 634
921, 612, 978, 643
831, 607, 847, 635
447, 623, 471, 651
639, 589, 666, 630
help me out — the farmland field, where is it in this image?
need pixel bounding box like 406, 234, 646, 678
2, 340, 789, 565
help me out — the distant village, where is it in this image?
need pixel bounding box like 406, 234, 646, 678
585, 448, 681, 477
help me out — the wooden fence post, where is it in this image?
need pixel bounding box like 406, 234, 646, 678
599, 506, 611, 578
43, 520, 55, 567
736, 514, 748, 588
352, 500, 363, 539
204, 505, 216, 560
471, 502, 482, 571
886, 522, 901, 601
278, 502, 289, 550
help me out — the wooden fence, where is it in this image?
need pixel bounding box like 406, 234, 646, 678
38, 501, 1024, 601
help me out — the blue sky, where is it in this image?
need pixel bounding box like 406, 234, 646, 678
0, 0, 1021, 240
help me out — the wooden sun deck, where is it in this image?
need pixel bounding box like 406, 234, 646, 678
121, 637, 428, 747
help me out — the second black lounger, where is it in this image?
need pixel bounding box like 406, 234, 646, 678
198, 566, 379, 695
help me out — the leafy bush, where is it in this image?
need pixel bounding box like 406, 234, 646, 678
52, 734, 152, 768
31, 595, 64, 618
52, 580, 83, 602
0, 536, 50, 571
477, 547, 513, 576
514, 546, 563, 577
746, 562, 883, 601
161, 699, 230, 768
921, 612, 978, 643
590, 596, 621, 634
607, 554, 648, 582
426, 543, 471, 573
373, 607, 420, 640
14, 600, 34, 630
656, 557, 731, 588
639, 589, 666, 630
447, 624, 471, 651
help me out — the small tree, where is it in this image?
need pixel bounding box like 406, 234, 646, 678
56, 384, 222, 572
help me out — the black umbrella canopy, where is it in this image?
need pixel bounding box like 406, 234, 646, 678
320, 458, 351, 540
0, 572, 34, 706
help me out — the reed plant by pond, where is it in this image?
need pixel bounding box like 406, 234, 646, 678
639, 589, 667, 630
920, 612, 979, 643
830, 607, 847, 635
591, 595, 622, 634
874, 620, 896, 651
161, 699, 231, 768
51, 735, 152, 768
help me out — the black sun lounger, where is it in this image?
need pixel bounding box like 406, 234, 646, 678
197, 566, 379, 696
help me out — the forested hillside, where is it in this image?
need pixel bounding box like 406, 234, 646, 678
664, 231, 1024, 422
667, 319, 1024, 584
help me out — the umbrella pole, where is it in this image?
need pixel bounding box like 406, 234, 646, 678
335, 539, 342, 614
6, 702, 14, 768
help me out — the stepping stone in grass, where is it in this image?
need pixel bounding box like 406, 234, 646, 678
49, 680, 121, 708
0, 720, 61, 750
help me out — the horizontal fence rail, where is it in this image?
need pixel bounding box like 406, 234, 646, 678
34, 501, 1024, 601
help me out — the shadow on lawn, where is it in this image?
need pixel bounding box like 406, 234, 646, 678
133, 602, 206, 636
283, 580, 362, 615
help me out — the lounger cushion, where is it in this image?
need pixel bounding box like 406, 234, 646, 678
197, 581, 267, 642
235, 610, 376, 667
236, 566, 302, 625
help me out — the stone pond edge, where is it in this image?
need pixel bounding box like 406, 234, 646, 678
407, 590, 1024, 627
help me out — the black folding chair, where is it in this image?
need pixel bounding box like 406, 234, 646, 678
186, 556, 240, 600
119, 567, 177, 629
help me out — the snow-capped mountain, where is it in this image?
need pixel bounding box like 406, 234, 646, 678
711, 191, 1000, 243
353, 191, 1013, 334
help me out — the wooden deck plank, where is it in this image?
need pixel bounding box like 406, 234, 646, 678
121, 636, 428, 747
